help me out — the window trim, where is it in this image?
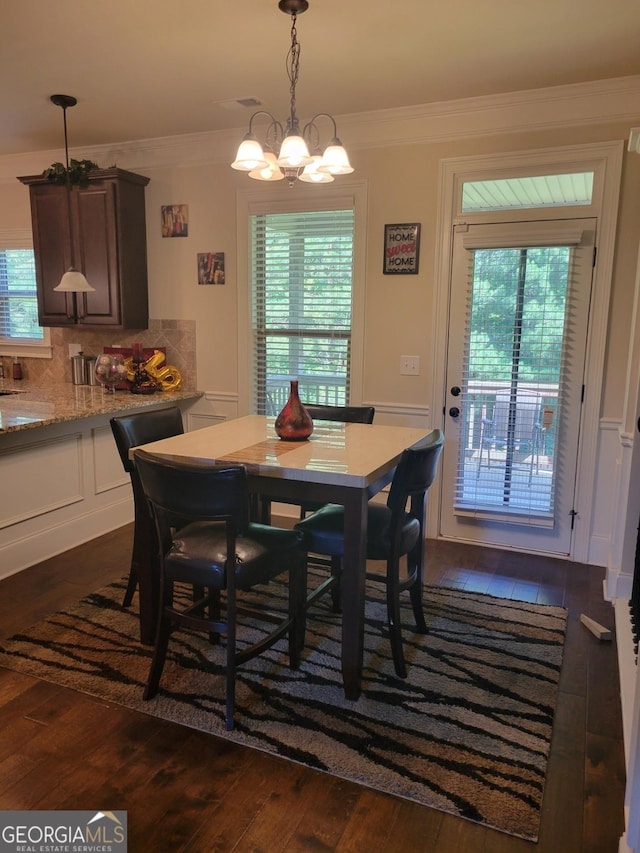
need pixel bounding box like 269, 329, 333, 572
0, 229, 51, 358
236, 181, 368, 415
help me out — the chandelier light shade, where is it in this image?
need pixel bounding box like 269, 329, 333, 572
319, 140, 355, 175
298, 153, 333, 183
231, 134, 268, 172
277, 134, 312, 169
249, 151, 285, 181
50, 93, 95, 293
231, 0, 353, 187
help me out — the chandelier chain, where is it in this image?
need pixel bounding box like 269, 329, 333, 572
286, 13, 301, 132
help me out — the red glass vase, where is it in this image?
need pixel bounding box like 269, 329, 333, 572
274, 380, 313, 441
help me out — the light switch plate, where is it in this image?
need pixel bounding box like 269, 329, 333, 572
400, 355, 420, 375
68, 343, 82, 357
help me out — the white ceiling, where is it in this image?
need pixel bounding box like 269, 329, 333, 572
2, 0, 640, 159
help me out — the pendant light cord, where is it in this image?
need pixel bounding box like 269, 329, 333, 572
286, 13, 301, 133
62, 105, 70, 172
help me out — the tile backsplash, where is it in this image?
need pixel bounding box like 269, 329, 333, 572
1, 319, 197, 387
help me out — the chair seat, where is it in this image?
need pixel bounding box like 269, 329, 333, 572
166, 522, 303, 589
296, 503, 420, 560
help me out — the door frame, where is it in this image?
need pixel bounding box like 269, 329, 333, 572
428, 141, 624, 562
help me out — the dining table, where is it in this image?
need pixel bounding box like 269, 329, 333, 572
131, 413, 431, 701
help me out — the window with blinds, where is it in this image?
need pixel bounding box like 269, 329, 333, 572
455, 237, 580, 521
250, 208, 354, 415
0, 248, 42, 344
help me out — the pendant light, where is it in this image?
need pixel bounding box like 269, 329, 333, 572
50, 94, 95, 293
231, 0, 353, 187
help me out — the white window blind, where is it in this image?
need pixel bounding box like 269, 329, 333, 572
0, 247, 42, 344
454, 233, 584, 522
250, 208, 354, 414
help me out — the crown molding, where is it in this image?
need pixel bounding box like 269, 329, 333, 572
345, 75, 640, 147
2, 76, 639, 181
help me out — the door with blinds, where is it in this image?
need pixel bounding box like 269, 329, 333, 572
439, 218, 595, 555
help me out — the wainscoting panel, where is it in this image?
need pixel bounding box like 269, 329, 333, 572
367, 402, 430, 428
0, 432, 83, 529
590, 418, 623, 570
93, 424, 129, 494
186, 392, 239, 431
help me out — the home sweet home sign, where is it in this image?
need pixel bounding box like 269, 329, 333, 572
383, 223, 421, 275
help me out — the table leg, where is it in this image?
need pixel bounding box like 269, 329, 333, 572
340, 488, 368, 700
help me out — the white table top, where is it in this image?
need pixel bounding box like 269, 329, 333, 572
134, 414, 430, 489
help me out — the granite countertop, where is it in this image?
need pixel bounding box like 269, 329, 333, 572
0, 379, 203, 433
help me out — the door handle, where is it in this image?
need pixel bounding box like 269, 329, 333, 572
450, 386, 461, 397
449, 407, 460, 418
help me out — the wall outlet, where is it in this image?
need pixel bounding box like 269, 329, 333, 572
68, 343, 82, 357
400, 355, 420, 375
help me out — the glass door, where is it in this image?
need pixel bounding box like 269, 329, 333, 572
439, 218, 595, 555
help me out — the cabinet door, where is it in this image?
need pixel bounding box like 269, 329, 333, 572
29, 184, 76, 326
73, 182, 121, 325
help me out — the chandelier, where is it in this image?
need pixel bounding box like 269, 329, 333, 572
231, 0, 353, 186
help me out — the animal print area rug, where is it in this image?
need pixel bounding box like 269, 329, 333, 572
0, 574, 566, 840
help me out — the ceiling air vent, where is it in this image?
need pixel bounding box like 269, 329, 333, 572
215, 98, 263, 112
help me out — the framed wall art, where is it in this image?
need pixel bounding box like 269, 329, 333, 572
197, 252, 225, 285
161, 204, 189, 237
383, 222, 421, 275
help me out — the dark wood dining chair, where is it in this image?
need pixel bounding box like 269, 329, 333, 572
260, 403, 375, 612
295, 429, 444, 678
260, 404, 375, 523
110, 407, 185, 608
133, 448, 307, 731
298, 404, 375, 516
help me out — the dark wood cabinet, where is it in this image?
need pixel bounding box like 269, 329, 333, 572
18, 169, 150, 329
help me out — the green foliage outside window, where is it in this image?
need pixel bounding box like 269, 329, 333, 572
469, 247, 569, 385
0, 249, 43, 341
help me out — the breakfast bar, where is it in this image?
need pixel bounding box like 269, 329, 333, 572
0, 379, 202, 578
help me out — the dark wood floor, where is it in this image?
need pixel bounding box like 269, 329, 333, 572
0, 524, 626, 852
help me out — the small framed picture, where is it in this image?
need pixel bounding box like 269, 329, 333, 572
383, 223, 421, 275
161, 204, 189, 237
197, 252, 225, 285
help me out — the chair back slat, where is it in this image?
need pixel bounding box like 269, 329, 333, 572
304, 404, 375, 424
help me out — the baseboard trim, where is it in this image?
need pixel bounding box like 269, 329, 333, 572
0, 498, 133, 580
